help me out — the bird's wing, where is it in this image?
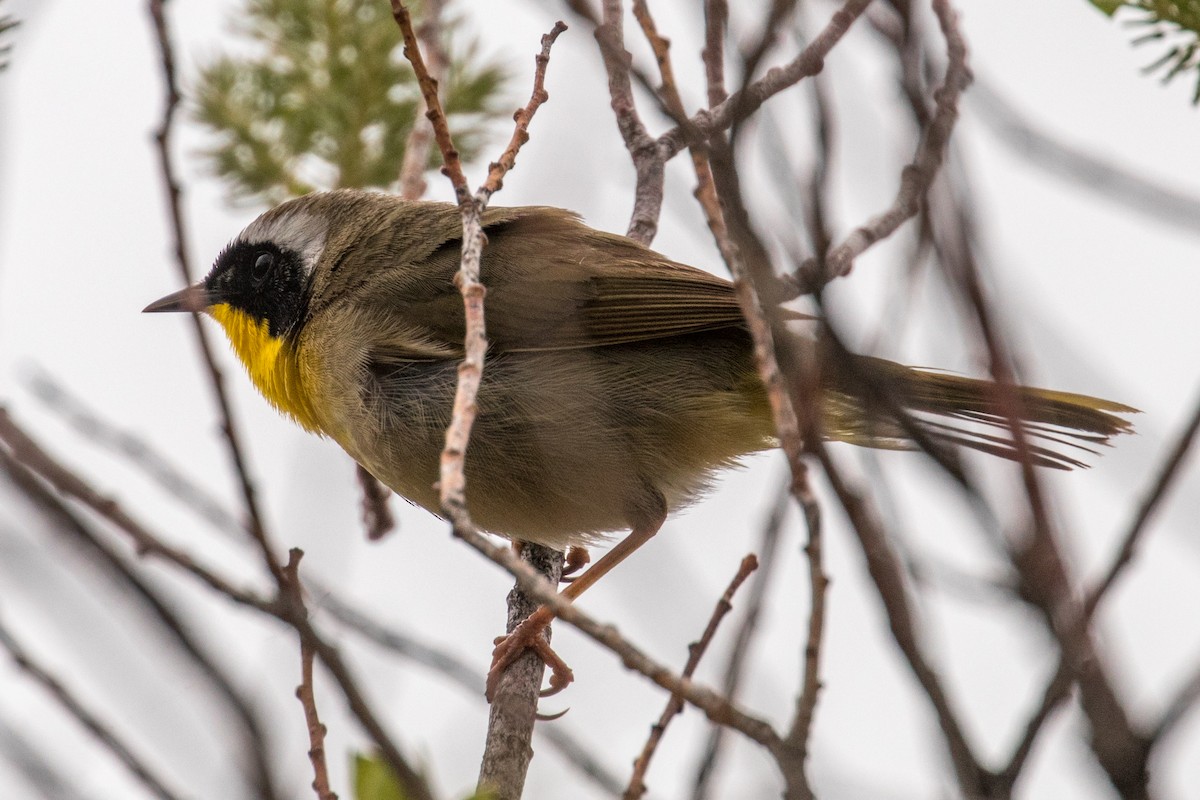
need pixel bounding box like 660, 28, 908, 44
356, 206, 774, 360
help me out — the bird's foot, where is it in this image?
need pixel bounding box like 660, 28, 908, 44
560, 546, 591, 583
486, 607, 575, 703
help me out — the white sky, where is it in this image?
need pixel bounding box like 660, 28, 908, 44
1, 1, 1198, 798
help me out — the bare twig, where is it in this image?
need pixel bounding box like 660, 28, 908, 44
481, 22, 569, 198
692, 485, 789, 800
657, 0, 873, 160
1085, 390, 1200, 617
388, 8, 573, 797
146, 0, 281, 582
288, 552, 338, 800
783, 471, 827, 774
0, 446, 280, 800
595, 0, 665, 243
624, 555, 758, 800
797, 0, 971, 288
702, 0, 728, 106
0, 411, 435, 800
812, 442, 995, 796
971, 77, 1200, 238
389, 0, 470, 202
396, 0, 448, 199
0, 619, 187, 800
355, 465, 395, 541
21, 367, 624, 795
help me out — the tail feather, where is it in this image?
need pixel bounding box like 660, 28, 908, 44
822, 355, 1137, 470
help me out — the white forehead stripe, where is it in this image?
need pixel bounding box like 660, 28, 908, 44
237, 208, 329, 275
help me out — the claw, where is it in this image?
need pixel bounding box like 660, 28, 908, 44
560, 546, 591, 582
535, 706, 570, 722
486, 610, 575, 703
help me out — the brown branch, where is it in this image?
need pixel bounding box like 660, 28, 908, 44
355, 0, 457, 543
692, 484, 789, 800
657, 0, 872, 160
798, 0, 971, 288
288, 552, 338, 800
1085, 390, 1200, 618
146, 0, 281, 584
0, 619, 187, 800
0, 446, 281, 800
433, 522, 785, 747
389, 0, 469, 202
812, 442, 996, 796
355, 465, 395, 541
595, 0, 665, 244
624, 555, 758, 800
0, 410, 435, 800
481, 21, 569, 197
783, 468, 827, 778
702, 0, 728, 106
389, 9, 574, 797
395, 0, 448, 199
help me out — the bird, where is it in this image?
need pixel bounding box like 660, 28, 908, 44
145, 188, 1136, 698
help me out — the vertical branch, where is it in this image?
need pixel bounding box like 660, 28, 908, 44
624, 556, 758, 800
146, 0, 281, 581
478, 545, 565, 799
287, 552, 338, 800
595, 0, 666, 243
389, 9, 571, 798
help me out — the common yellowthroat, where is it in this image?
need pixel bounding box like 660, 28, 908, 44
145, 189, 1134, 695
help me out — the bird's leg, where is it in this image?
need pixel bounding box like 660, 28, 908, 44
486, 513, 665, 703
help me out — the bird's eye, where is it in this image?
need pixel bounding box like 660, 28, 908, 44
251, 252, 274, 283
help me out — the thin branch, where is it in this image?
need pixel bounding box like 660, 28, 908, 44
702, 0, 728, 106
595, 0, 665, 243
395, 0, 448, 200
355, 465, 395, 541
797, 0, 971, 288
0, 411, 435, 800
0, 447, 281, 800
288, 553, 338, 800
481, 21, 569, 197
146, 0, 281, 583
18, 371, 623, 795
692, 484, 789, 800
783, 469, 827, 771
1084, 389, 1200, 617
388, 8, 573, 798
657, 0, 873, 160
0, 620, 187, 800
389, 0, 469, 202
811, 442, 996, 796
624, 555, 758, 800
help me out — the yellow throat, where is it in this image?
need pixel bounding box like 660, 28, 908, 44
208, 303, 322, 433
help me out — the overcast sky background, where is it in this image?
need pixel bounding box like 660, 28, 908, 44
1, 1, 1199, 798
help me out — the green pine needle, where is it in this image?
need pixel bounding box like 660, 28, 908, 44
1090, 0, 1200, 103
193, 0, 507, 205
